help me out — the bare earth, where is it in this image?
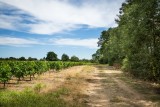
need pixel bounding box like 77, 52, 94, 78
84, 65, 160, 107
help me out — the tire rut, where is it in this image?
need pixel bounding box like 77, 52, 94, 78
85, 66, 156, 107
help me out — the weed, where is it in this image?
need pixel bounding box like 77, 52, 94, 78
33, 83, 46, 93
82, 66, 94, 73
66, 75, 72, 80
110, 96, 124, 102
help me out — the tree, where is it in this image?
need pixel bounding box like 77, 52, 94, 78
28, 57, 38, 61
40, 57, 46, 61
92, 49, 104, 63
46, 51, 58, 61
9, 57, 17, 60
96, 0, 160, 81
19, 56, 26, 61
70, 56, 79, 62
61, 54, 69, 61
117, 0, 160, 80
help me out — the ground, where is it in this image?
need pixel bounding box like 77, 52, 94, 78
85, 65, 160, 107
0, 65, 160, 107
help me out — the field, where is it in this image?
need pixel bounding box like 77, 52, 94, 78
0, 0, 159, 107
0, 64, 160, 107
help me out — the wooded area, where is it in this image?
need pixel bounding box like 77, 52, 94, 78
93, 0, 160, 81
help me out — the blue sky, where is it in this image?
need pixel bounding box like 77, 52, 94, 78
0, 0, 124, 59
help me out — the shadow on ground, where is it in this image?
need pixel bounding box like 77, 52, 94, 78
85, 65, 160, 107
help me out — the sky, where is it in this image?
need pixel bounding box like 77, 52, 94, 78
0, 0, 124, 59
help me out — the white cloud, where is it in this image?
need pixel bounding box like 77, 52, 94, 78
0, 0, 124, 35
0, 36, 98, 49
51, 38, 98, 49
0, 15, 20, 30
29, 22, 78, 35
0, 36, 40, 46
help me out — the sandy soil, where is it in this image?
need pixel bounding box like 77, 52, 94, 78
84, 65, 159, 107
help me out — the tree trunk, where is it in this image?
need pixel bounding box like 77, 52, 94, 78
18, 77, 20, 81
3, 81, 6, 88
17, 77, 20, 83
30, 75, 32, 81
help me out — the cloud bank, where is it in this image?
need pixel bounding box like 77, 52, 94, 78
51, 38, 98, 49
0, 0, 124, 35
0, 36, 40, 46
0, 36, 98, 49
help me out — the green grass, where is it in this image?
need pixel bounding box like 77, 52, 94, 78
0, 87, 83, 107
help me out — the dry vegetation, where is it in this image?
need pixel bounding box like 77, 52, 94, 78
0, 65, 160, 107
0, 65, 95, 107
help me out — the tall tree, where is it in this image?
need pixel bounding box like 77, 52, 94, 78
19, 56, 26, 61
96, 0, 160, 81
61, 54, 69, 61
117, 0, 160, 80
46, 51, 58, 61
70, 56, 79, 62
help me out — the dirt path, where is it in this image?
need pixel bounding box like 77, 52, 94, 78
84, 65, 159, 107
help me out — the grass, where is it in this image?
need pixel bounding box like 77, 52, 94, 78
0, 86, 85, 107
33, 83, 46, 93
110, 96, 124, 103
0, 66, 89, 107
0, 88, 63, 107
81, 65, 95, 73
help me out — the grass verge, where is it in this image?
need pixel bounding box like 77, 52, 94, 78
0, 87, 73, 107
118, 73, 160, 105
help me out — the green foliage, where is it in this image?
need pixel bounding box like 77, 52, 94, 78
11, 63, 23, 81
19, 56, 26, 61
25, 61, 36, 80
34, 83, 46, 93
34, 61, 48, 75
61, 53, 69, 61
0, 61, 86, 88
46, 51, 58, 61
27, 57, 37, 61
121, 57, 130, 72
70, 56, 79, 62
0, 89, 75, 107
96, 0, 160, 81
0, 63, 12, 88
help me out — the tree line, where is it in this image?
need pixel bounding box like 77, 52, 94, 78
0, 51, 92, 63
93, 0, 160, 81
46, 52, 80, 62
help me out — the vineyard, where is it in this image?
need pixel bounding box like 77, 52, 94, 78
0, 61, 85, 88
0, 0, 160, 106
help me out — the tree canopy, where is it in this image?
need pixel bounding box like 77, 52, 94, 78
46, 51, 58, 61
94, 0, 160, 81
61, 54, 69, 61
70, 56, 79, 62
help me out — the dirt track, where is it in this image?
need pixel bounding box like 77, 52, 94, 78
85, 65, 159, 107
